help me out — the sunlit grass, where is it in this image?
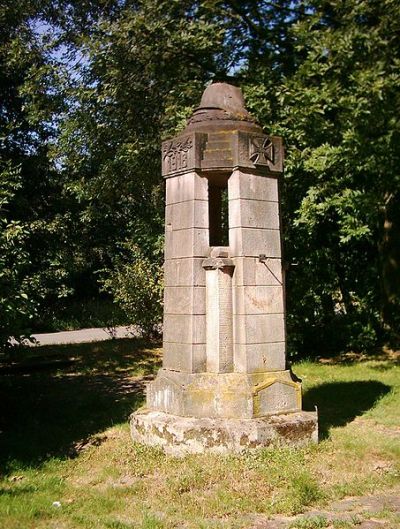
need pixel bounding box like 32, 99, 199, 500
0, 341, 399, 528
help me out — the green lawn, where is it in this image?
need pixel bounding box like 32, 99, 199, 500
0, 341, 399, 529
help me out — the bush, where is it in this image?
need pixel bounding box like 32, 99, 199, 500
102, 244, 163, 339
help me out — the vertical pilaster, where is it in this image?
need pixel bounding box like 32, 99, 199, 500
202, 258, 234, 373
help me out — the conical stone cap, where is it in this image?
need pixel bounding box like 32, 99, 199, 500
199, 83, 249, 117
184, 82, 262, 133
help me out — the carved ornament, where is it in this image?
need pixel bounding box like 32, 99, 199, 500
249, 136, 274, 165
163, 136, 193, 174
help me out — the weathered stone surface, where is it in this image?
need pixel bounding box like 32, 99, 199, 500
229, 170, 279, 202
255, 380, 300, 416
164, 286, 206, 315
255, 258, 283, 285
202, 256, 233, 269
164, 228, 209, 259
178, 84, 284, 174
233, 257, 284, 287
184, 83, 261, 135
230, 227, 282, 258
234, 313, 286, 344
147, 370, 251, 418
161, 131, 284, 175
163, 314, 206, 344
234, 342, 286, 373
229, 198, 280, 230
209, 246, 230, 258
165, 200, 208, 230
202, 149, 233, 163
233, 286, 284, 315
145, 369, 300, 419
164, 258, 206, 287
165, 171, 208, 204
130, 409, 318, 455
163, 343, 206, 373
197, 83, 251, 119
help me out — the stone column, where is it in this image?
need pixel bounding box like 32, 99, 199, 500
162, 170, 209, 374
229, 169, 286, 373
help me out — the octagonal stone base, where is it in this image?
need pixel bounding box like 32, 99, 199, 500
130, 409, 318, 456
146, 369, 302, 419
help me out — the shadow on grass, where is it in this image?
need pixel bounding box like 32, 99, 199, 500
0, 338, 161, 473
303, 380, 391, 439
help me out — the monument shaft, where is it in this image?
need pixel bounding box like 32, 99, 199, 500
131, 83, 318, 453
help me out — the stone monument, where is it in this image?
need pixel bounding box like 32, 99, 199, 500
130, 83, 318, 454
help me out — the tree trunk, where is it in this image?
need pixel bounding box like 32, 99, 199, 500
379, 192, 400, 335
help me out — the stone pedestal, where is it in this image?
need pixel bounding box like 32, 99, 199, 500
130, 83, 318, 453
131, 410, 318, 456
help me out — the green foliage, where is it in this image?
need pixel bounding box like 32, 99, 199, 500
0, 2, 77, 348
102, 244, 164, 339
0, 162, 37, 347
141, 512, 164, 529
267, 0, 400, 354
1, 0, 399, 354
289, 516, 329, 529
289, 472, 324, 510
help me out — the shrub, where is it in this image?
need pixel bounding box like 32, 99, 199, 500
102, 244, 163, 339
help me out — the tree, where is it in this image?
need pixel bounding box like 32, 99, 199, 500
0, 1, 82, 347
53, 0, 305, 333
2, 0, 398, 352
262, 0, 400, 352
53, 1, 231, 332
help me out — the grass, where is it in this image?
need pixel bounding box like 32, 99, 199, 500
289, 516, 329, 529
0, 341, 399, 528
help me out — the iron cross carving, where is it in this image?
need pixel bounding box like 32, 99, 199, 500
249, 136, 274, 166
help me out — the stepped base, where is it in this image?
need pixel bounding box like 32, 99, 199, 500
130, 409, 318, 456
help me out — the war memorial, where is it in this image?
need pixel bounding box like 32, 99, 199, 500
130, 83, 318, 454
